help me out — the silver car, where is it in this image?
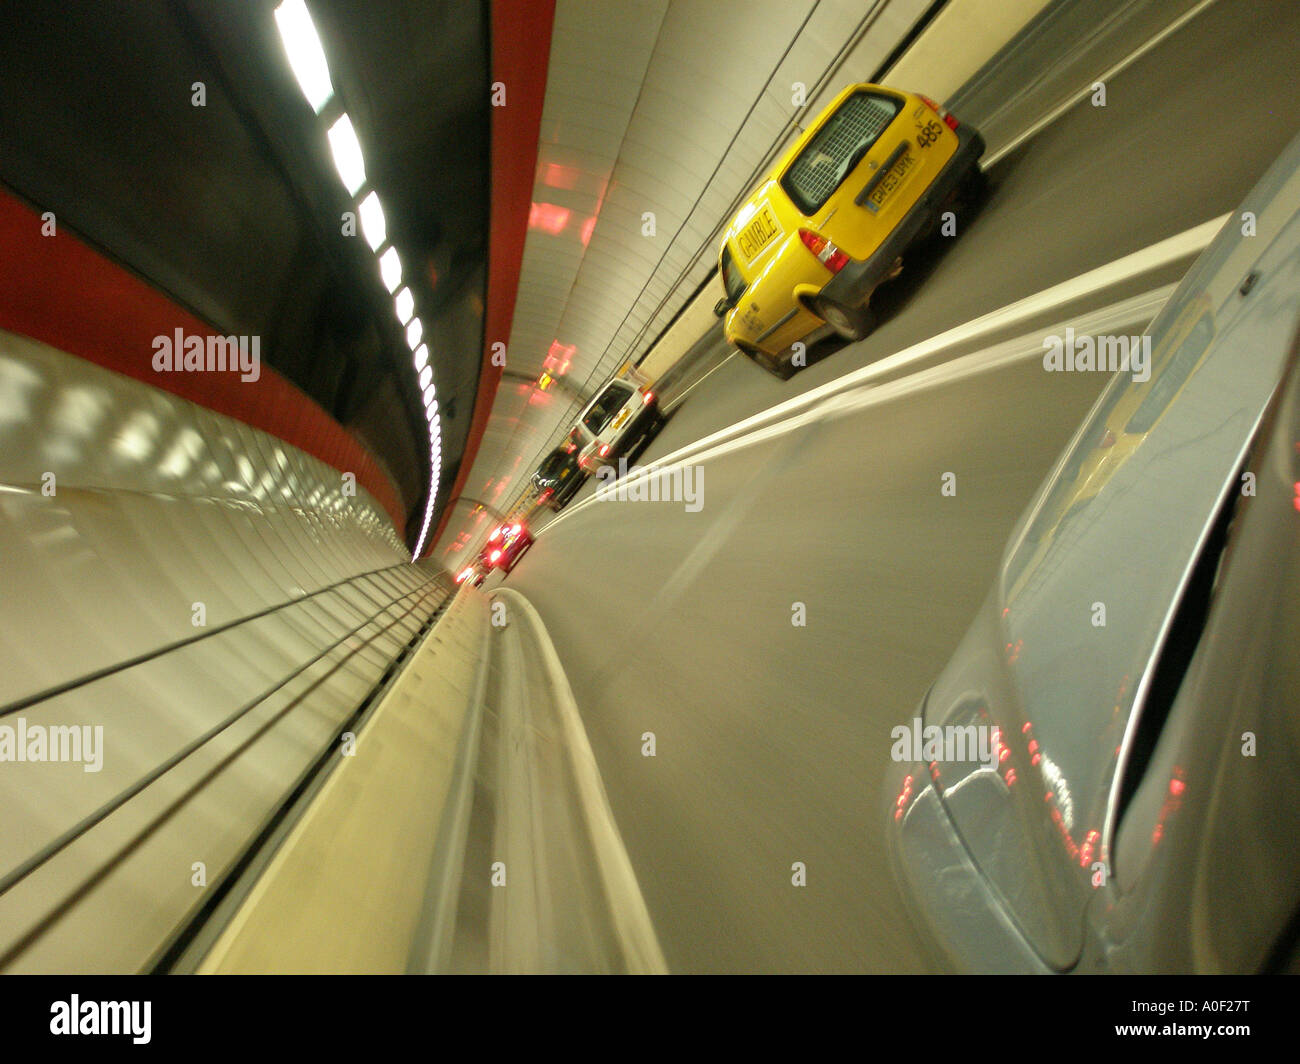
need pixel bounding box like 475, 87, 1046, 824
571, 377, 661, 475
884, 130, 1300, 974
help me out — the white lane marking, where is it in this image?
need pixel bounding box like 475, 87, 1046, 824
491, 588, 669, 974
656, 285, 1175, 471
983, 0, 1221, 168
543, 216, 1224, 534
666, 349, 736, 412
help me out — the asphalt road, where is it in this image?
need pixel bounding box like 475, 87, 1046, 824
492, 0, 1300, 971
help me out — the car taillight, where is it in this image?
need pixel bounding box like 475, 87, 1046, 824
798, 228, 849, 273
918, 92, 959, 131
599, 444, 610, 457
490, 549, 502, 562
642, 389, 655, 405
510, 523, 520, 535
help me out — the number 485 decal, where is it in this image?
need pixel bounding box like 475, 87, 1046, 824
916, 119, 942, 148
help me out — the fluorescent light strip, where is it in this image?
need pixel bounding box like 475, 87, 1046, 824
274, 2, 442, 560
274, 0, 334, 113
411, 480, 438, 560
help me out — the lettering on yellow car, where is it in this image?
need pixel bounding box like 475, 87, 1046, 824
735, 201, 782, 264
915, 118, 942, 148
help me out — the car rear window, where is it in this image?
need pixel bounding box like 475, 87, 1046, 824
781, 90, 902, 215
582, 383, 633, 435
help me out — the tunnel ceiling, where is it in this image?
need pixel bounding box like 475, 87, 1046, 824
0, 0, 490, 546
434, 0, 934, 559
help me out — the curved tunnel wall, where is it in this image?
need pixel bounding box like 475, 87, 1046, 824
0, 320, 447, 971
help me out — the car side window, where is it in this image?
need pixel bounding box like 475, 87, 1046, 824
721, 246, 746, 304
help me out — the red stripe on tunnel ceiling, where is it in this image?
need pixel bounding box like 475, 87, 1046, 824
0, 189, 406, 536
423, 0, 557, 558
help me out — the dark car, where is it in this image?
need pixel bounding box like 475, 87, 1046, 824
532, 447, 585, 510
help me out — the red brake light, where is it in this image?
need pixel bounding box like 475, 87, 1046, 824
798, 228, 849, 274
490, 549, 502, 562
918, 93, 959, 130
643, 390, 655, 405
599, 444, 610, 457
489, 528, 501, 541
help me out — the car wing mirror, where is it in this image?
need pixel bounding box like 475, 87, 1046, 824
714, 297, 732, 318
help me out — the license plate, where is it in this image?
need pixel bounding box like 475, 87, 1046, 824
611, 410, 629, 430
734, 200, 783, 265
559, 467, 570, 479
867, 152, 914, 213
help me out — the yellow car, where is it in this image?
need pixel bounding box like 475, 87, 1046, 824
714, 83, 984, 377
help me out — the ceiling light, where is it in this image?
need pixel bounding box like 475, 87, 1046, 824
274, 0, 334, 114
395, 287, 414, 324
418, 365, 432, 390
414, 344, 429, 371
359, 191, 386, 250
327, 114, 365, 195
405, 318, 422, 348
379, 247, 401, 293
